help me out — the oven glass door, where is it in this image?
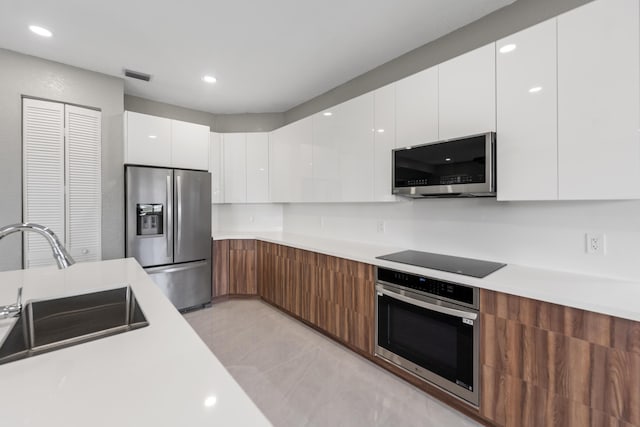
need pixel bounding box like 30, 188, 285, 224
377, 290, 475, 392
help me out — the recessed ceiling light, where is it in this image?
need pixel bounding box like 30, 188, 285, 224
445, 157, 452, 161
29, 25, 52, 37
323, 111, 332, 116
204, 396, 217, 407
499, 43, 516, 54
148, 135, 157, 139
202, 75, 217, 83
529, 86, 543, 93
377, 129, 385, 133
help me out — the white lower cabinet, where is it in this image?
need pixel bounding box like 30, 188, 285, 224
557, 0, 640, 200
496, 19, 558, 201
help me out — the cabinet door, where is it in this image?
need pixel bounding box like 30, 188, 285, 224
558, 0, 640, 199
222, 133, 247, 203
212, 239, 229, 298
246, 133, 270, 203
269, 117, 314, 202
171, 119, 210, 171
439, 43, 496, 140
209, 132, 224, 203
125, 111, 172, 167
496, 19, 558, 201
229, 239, 257, 295
373, 84, 397, 201
312, 93, 374, 202
395, 67, 438, 147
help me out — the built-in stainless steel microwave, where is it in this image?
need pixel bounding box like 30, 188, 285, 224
392, 132, 496, 198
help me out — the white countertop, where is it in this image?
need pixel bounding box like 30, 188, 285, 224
0, 258, 271, 427
213, 231, 640, 322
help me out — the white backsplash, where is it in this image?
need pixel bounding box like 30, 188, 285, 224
282, 199, 640, 281
213, 204, 283, 232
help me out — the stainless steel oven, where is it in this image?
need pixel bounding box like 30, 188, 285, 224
375, 267, 480, 406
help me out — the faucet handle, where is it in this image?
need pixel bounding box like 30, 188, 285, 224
0, 287, 22, 319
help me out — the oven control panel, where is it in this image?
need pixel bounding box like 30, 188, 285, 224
377, 267, 475, 307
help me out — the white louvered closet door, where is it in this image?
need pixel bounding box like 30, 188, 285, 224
22, 99, 66, 268
65, 105, 101, 263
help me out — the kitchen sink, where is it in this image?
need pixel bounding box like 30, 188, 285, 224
0, 286, 148, 365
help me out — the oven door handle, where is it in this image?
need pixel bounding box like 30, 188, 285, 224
378, 288, 478, 320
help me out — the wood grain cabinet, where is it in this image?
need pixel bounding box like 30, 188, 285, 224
212, 239, 257, 298
257, 241, 375, 355
212, 239, 229, 298
480, 289, 640, 427
229, 240, 257, 295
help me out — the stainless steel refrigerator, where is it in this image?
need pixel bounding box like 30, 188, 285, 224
125, 165, 211, 311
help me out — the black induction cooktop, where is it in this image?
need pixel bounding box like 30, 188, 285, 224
376, 250, 506, 278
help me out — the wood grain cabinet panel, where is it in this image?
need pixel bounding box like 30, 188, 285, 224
256, 241, 375, 355
212, 239, 229, 298
229, 239, 257, 295
480, 289, 640, 427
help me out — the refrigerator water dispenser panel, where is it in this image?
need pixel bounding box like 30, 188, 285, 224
137, 204, 163, 235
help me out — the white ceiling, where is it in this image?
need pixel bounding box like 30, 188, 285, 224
0, 0, 515, 114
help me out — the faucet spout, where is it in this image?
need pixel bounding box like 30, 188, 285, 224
0, 223, 75, 269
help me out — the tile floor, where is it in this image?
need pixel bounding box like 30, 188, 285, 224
184, 299, 481, 427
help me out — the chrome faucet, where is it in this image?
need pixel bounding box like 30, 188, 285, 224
0, 223, 75, 269
0, 223, 75, 319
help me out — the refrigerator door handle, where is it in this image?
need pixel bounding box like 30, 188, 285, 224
145, 260, 208, 274
166, 174, 172, 258
176, 174, 182, 255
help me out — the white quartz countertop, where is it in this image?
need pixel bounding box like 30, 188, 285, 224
213, 231, 640, 322
0, 258, 271, 427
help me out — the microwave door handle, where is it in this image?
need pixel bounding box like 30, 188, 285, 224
378, 289, 478, 320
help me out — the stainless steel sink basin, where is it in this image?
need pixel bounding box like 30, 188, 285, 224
0, 286, 148, 365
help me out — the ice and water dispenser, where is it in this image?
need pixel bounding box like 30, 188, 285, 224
136, 204, 164, 235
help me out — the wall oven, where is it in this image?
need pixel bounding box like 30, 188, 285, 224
375, 267, 480, 406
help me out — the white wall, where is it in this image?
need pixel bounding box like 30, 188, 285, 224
213, 204, 283, 233
282, 199, 640, 281
0, 49, 124, 271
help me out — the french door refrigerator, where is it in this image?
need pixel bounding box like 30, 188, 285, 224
125, 165, 211, 311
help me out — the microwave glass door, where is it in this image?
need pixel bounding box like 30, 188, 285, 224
394, 135, 487, 188
377, 292, 475, 391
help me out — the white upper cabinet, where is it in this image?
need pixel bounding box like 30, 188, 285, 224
125, 111, 172, 167
209, 132, 224, 203
439, 43, 496, 140
222, 133, 247, 203
496, 19, 558, 201
171, 119, 210, 170
269, 117, 313, 202
312, 93, 374, 202
124, 111, 210, 170
246, 133, 270, 203
557, 0, 640, 200
395, 66, 438, 148
373, 84, 397, 201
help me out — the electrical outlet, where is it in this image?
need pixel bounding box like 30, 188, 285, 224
376, 221, 386, 234
585, 233, 606, 255
249, 215, 255, 223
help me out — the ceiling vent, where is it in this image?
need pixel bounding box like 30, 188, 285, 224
124, 69, 151, 82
